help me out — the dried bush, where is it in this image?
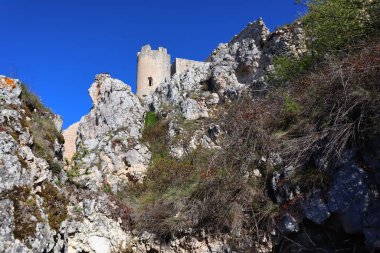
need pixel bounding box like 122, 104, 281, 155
128, 98, 279, 250
3, 187, 42, 243
280, 39, 380, 168
38, 182, 68, 230
20, 84, 65, 175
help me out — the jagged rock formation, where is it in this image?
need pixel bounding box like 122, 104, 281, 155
61, 19, 308, 252
66, 191, 131, 253
209, 19, 305, 99
148, 19, 305, 116
69, 74, 151, 192
271, 147, 380, 251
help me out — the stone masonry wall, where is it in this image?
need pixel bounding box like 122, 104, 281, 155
136, 45, 171, 98
171, 58, 209, 76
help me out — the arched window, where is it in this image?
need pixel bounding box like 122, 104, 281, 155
148, 77, 153, 86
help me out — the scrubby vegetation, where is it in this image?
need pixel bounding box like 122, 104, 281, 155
142, 111, 170, 161
127, 99, 278, 249
123, 0, 380, 250
274, 0, 380, 82
4, 187, 42, 243
300, 0, 380, 56
20, 84, 65, 175
38, 182, 68, 230
279, 41, 380, 169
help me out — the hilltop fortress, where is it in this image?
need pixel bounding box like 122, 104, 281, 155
136, 45, 207, 98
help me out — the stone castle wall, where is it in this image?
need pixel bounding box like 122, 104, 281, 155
136, 45, 171, 98
136, 45, 207, 98
171, 58, 209, 76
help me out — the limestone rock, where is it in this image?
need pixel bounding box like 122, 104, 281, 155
67, 193, 130, 253
70, 74, 150, 191
78, 74, 144, 141
147, 62, 212, 119
63, 122, 80, 161
0, 76, 67, 253
207, 19, 306, 101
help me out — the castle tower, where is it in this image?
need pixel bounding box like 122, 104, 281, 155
136, 45, 171, 98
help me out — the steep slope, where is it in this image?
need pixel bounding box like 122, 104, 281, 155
0, 76, 67, 252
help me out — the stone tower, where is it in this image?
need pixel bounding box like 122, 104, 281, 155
136, 45, 171, 98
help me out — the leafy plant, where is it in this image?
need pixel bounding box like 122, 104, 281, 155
144, 111, 159, 128
142, 112, 169, 161
272, 54, 315, 82
300, 0, 380, 56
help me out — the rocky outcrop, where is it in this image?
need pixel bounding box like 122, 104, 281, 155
146, 18, 306, 159
0, 76, 67, 253
69, 74, 150, 192
147, 62, 213, 119
63, 122, 79, 161
66, 191, 131, 253
148, 19, 305, 119
209, 19, 305, 99
271, 146, 380, 251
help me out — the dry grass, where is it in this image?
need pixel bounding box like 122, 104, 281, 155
126, 98, 279, 250
280, 39, 380, 169
20, 84, 65, 175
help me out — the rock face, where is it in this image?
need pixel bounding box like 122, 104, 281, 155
208, 19, 305, 99
70, 74, 150, 192
63, 122, 79, 161
0, 76, 67, 253
66, 191, 131, 253
271, 147, 380, 251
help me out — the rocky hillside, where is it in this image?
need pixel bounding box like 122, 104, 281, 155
1, 1, 380, 252
0, 76, 67, 252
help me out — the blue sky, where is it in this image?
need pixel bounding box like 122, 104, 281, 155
0, 0, 304, 128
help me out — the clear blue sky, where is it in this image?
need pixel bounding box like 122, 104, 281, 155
0, 0, 304, 128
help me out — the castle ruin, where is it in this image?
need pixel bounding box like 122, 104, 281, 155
136, 45, 206, 98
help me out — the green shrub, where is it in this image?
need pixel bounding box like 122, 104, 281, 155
144, 111, 159, 128
67, 163, 84, 181
300, 0, 380, 56
281, 94, 302, 128
273, 0, 380, 83
272, 54, 315, 82
142, 113, 169, 161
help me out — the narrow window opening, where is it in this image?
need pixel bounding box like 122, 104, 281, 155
148, 77, 153, 86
